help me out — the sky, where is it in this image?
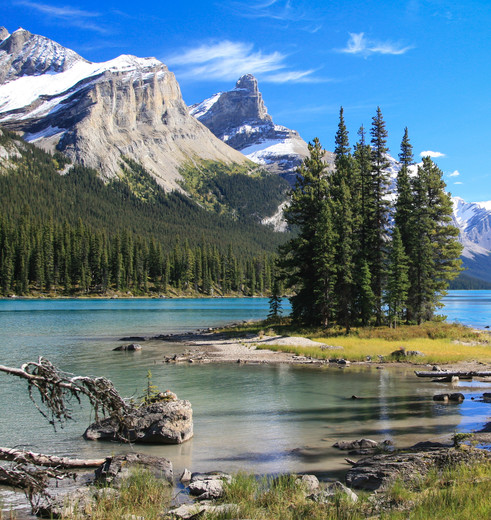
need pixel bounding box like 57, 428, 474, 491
2, 0, 491, 202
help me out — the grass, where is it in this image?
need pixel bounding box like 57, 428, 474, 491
200, 461, 491, 520
221, 319, 491, 364
61, 467, 171, 520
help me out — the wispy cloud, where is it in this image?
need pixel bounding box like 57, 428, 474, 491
454, 181, 463, 185
339, 32, 413, 57
14, 1, 108, 33
420, 150, 445, 158
166, 40, 326, 83
224, 0, 323, 33
448, 170, 460, 177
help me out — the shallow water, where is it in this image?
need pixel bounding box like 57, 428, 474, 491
0, 294, 490, 514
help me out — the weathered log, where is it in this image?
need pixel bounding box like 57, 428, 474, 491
0, 447, 105, 468
415, 370, 491, 378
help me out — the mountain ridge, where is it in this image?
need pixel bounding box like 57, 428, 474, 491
0, 28, 251, 192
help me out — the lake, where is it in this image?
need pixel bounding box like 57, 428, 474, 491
0, 292, 490, 513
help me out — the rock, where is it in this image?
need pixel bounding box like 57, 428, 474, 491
432, 365, 442, 371
433, 394, 449, 402
308, 481, 358, 504
337, 359, 350, 366
180, 468, 192, 482
345, 447, 490, 491
188, 472, 232, 500
168, 503, 238, 519
94, 453, 173, 487
113, 343, 142, 351
296, 474, 319, 493
391, 348, 424, 358
483, 392, 491, 401
333, 439, 378, 450
84, 399, 193, 444
119, 336, 147, 341
449, 392, 465, 403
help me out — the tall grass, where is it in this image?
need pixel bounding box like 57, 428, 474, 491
62, 468, 171, 520
244, 320, 491, 364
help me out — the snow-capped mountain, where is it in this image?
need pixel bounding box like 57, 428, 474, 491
0, 28, 249, 191
190, 74, 329, 184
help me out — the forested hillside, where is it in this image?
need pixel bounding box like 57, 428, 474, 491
0, 129, 288, 296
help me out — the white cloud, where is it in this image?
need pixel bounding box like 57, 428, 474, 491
339, 32, 413, 57
454, 181, 463, 185
420, 150, 446, 158
166, 40, 323, 83
15, 1, 107, 33
448, 170, 460, 177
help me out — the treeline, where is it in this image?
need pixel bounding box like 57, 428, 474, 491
0, 128, 289, 258
280, 107, 462, 330
0, 215, 278, 296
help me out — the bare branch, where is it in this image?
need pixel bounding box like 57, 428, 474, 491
0, 357, 131, 436
0, 447, 105, 468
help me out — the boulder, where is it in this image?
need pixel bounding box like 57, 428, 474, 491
188, 472, 232, 500
308, 481, 358, 504
433, 394, 449, 402
296, 474, 320, 493
345, 446, 490, 491
84, 399, 193, 444
113, 343, 142, 351
449, 393, 465, 403
94, 453, 173, 487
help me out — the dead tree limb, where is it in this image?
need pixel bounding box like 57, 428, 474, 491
0, 447, 105, 468
0, 357, 131, 433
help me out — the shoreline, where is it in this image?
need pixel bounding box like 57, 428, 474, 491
156, 329, 491, 373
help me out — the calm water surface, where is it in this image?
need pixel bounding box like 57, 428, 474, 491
0, 293, 490, 513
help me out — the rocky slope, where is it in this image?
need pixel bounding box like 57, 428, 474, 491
190, 74, 327, 184
0, 28, 250, 191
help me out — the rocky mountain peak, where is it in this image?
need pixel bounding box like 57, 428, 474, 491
0, 28, 249, 191
235, 74, 259, 93
190, 75, 313, 183
0, 28, 86, 85
0, 27, 10, 42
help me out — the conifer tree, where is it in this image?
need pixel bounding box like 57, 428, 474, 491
395, 128, 414, 252
281, 138, 335, 326
385, 227, 410, 328
267, 278, 283, 319
369, 107, 392, 325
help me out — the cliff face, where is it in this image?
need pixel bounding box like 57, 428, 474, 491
190, 74, 312, 184
0, 29, 249, 191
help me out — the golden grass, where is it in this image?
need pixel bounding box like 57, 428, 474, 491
245, 320, 491, 364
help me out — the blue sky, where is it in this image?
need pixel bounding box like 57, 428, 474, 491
2, 0, 491, 201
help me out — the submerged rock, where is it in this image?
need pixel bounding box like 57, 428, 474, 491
113, 343, 142, 351
84, 399, 193, 444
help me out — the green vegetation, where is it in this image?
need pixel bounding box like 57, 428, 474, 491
221, 319, 491, 364
179, 159, 289, 219
279, 108, 462, 331
193, 460, 491, 519
60, 468, 171, 520
0, 128, 287, 296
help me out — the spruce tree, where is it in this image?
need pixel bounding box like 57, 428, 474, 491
280, 138, 335, 326
408, 157, 462, 323
385, 227, 410, 328
369, 107, 391, 325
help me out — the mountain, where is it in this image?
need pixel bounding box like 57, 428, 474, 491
0, 28, 250, 192
190, 74, 332, 184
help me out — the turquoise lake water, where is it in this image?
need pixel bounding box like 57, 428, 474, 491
0, 292, 490, 513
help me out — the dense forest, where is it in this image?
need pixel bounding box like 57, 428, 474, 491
0, 128, 285, 296
280, 108, 463, 329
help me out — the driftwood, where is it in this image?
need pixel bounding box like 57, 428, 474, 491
0, 447, 105, 468
0, 357, 131, 437
415, 370, 491, 379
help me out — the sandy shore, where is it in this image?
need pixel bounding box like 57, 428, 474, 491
156, 331, 491, 373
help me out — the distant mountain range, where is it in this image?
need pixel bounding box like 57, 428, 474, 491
0, 26, 490, 286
